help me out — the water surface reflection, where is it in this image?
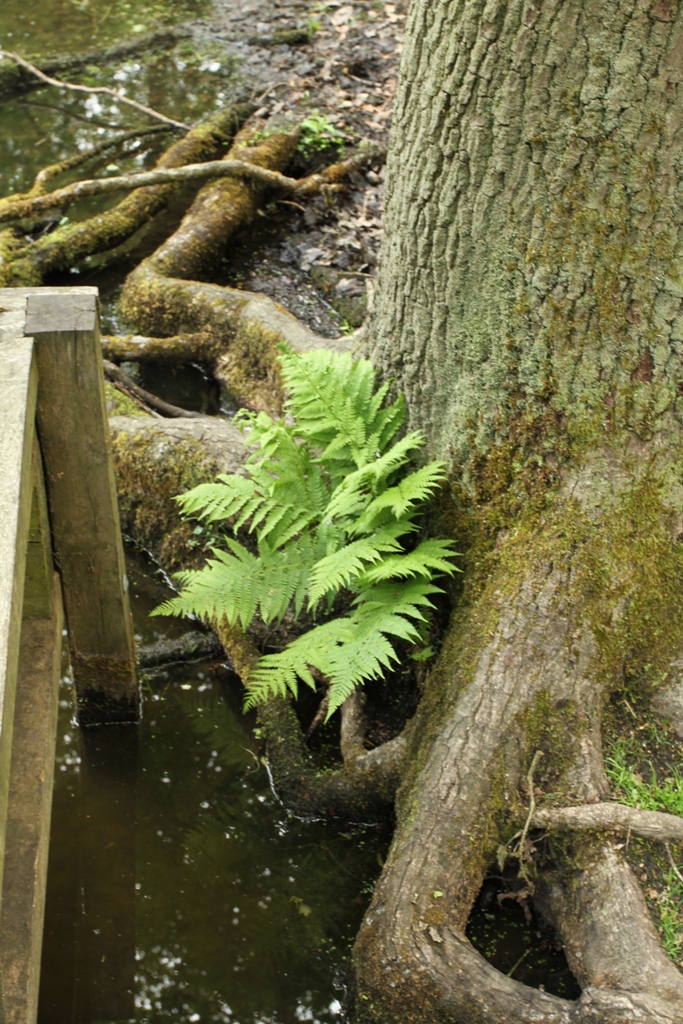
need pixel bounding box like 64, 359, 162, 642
39, 551, 385, 1024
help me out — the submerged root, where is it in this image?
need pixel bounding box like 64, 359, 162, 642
216, 620, 406, 821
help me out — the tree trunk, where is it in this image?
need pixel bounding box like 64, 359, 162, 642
354, 1, 683, 1021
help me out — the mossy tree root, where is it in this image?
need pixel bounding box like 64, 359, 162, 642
118, 124, 348, 412
2, 103, 254, 286
102, 331, 223, 365
109, 413, 245, 569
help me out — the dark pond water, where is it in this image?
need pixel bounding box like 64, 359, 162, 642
139, 363, 225, 416
467, 879, 580, 1001
39, 547, 387, 1024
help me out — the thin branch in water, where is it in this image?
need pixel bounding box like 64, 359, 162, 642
506, 949, 530, 978
103, 359, 201, 419
0, 49, 191, 130
19, 97, 127, 130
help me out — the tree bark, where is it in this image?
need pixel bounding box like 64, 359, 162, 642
354, 0, 683, 1020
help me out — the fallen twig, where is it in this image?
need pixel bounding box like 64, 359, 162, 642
0, 147, 386, 225
0, 49, 190, 130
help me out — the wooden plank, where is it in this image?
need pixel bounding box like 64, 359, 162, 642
20, 288, 137, 724
0, 334, 37, 895
22, 437, 54, 621
0, 574, 63, 1024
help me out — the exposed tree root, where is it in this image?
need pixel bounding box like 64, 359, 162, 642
536, 841, 683, 1013
108, 414, 245, 569
117, 123, 349, 411
0, 27, 190, 101
136, 630, 224, 669
102, 331, 222, 364
340, 690, 369, 764
533, 804, 683, 842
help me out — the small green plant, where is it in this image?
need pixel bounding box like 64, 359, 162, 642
659, 869, 683, 962
606, 739, 683, 963
153, 347, 459, 715
297, 112, 347, 157
606, 740, 683, 817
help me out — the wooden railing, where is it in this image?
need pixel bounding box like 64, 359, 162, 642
0, 286, 137, 1024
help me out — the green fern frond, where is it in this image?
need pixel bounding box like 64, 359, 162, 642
152, 537, 317, 627
306, 523, 412, 605
244, 618, 353, 706
321, 432, 425, 523
175, 475, 259, 523
355, 577, 444, 616
325, 628, 398, 715
153, 344, 460, 717
349, 463, 448, 534
357, 539, 459, 584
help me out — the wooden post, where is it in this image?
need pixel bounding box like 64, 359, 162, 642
16, 287, 137, 724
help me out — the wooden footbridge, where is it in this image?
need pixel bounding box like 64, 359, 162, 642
0, 287, 137, 1023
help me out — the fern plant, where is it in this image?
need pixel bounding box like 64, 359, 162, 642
152, 347, 459, 716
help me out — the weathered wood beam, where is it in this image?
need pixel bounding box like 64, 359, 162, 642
0, 571, 63, 1024
0, 333, 37, 904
